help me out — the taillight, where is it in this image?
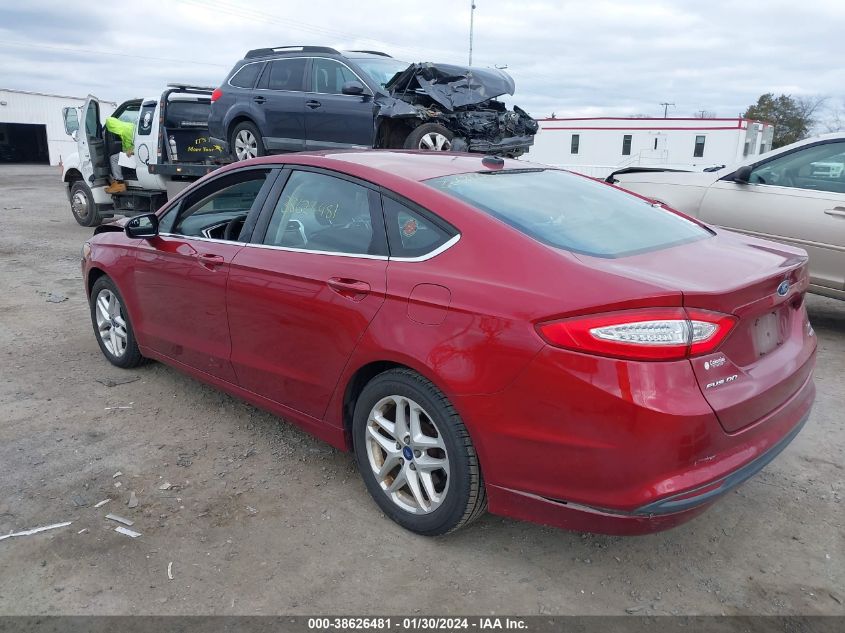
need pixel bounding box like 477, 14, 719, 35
211, 87, 223, 103
536, 308, 736, 361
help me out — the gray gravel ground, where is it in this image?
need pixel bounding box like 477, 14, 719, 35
0, 165, 842, 615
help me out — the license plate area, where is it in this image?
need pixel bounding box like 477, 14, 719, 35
751, 309, 786, 357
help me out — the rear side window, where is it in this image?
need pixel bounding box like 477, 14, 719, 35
268, 58, 307, 92
262, 170, 383, 255
230, 62, 263, 89
426, 169, 710, 258
381, 196, 455, 258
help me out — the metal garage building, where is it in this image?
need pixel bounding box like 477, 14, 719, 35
0, 89, 116, 166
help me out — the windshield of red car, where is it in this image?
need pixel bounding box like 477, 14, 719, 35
426, 169, 711, 258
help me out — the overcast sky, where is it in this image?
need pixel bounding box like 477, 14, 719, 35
1, 0, 842, 121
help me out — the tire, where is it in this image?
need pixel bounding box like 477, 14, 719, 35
352, 368, 487, 535
230, 121, 265, 161
89, 276, 144, 369
70, 180, 101, 227
403, 123, 455, 152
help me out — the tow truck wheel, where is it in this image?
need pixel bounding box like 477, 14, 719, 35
70, 181, 101, 227
404, 124, 454, 152
230, 121, 265, 161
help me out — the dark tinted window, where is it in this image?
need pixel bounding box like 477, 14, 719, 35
570, 134, 579, 154
382, 196, 454, 258
138, 103, 156, 136
694, 135, 706, 158
622, 134, 632, 156
164, 100, 211, 129
427, 169, 710, 258
230, 62, 263, 89
268, 58, 307, 92
263, 170, 380, 255
162, 170, 270, 240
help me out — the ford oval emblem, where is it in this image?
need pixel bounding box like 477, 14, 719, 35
777, 280, 790, 296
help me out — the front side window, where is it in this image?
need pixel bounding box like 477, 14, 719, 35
622, 134, 632, 156
427, 169, 710, 258
161, 170, 270, 240
230, 62, 263, 89
570, 134, 580, 154
312, 58, 359, 94
263, 170, 381, 255
382, 196, 455, 258
750, 141, 845, 193
268, 58, 307, 92
694, 135, 706, 158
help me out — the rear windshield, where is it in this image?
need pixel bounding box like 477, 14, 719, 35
426, 169, 710, 258
165, 100, 211, 129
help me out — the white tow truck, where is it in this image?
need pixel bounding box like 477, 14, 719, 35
61, 84, 229, 226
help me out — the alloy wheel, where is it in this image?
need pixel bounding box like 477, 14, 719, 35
418, 132, 452, 151
95, 288, 128, 358
234, 129, 258, 160
365, 395, 450, 514
71, 190, 89, 220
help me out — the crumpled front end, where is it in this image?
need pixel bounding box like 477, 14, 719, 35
378, 62, 539, 157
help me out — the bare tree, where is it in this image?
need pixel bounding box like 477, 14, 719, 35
694, 110, 717, 119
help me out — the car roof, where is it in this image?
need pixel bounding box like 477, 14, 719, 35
239, 150, 538, 183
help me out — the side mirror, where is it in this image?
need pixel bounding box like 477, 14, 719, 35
733, 165, 752, 183
125, 213, 159, 239
341, 81, 365, 96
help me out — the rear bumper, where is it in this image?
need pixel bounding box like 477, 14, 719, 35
454, 344, 815, 534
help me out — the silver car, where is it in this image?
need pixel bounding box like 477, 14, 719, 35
610, 133, 845, 300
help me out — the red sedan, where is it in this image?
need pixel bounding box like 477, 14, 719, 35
82, 151, 816, 535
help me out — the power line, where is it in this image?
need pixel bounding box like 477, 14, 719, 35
0, 40, 227, 68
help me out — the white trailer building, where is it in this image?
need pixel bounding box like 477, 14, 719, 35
528, 116, 775, 178
0, 89, 116, 166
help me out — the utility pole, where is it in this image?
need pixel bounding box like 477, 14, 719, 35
469, 0, 476, 66
660, 102, 675, 118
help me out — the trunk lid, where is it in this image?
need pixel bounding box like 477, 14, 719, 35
577, 228, 816, 433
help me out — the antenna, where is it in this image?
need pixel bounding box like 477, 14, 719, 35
660, 102, 675, 118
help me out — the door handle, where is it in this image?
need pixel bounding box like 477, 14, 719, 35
824, 207, 845, 218
253, 96, 266, 104
198, 253, 225, 269
306, 100, 322, 109
327, 277, 370, 301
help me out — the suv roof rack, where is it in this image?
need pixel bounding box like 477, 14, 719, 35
346, 50, 392, 58
245, 46, 340, 59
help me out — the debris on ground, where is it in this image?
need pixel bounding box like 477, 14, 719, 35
45, 292, 68, 303
246, 506, 258, 515
96, 376, 140, 388
127, 491, 139, 508
77, 529, 87, 535
158, 482, 172, 491
114, 526, 141, 538
105, 404, 134, 411
105, 514, 134, 527
625, 606, 646, 614
112, 471, 123, 478
167, 561, 174, 580
114, 482, 122, 488
93, 499, 110, 508
0, 522, 72, 542
70, 495, 86, 507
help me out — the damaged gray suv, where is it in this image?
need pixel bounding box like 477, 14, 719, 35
208, 46, 538, 159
